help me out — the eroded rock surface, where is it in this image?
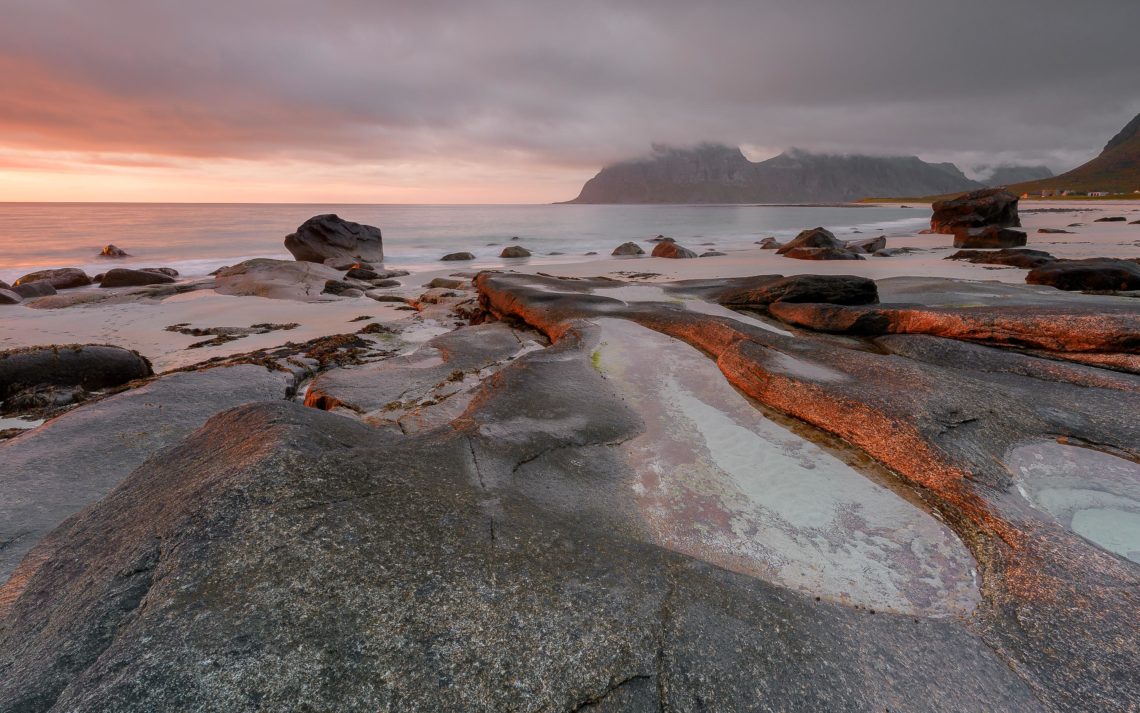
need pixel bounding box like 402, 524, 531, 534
284, 214, 384, 264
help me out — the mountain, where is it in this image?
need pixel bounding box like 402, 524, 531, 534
563, 144, 982, 204
977, 165, 1054, 185
1010, 112, 1140, 194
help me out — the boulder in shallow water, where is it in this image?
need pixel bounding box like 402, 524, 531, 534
99, 268, 176, 288
1094, 216, 1127, 223
0, 288, 22, 305
612, 242, 645, 256
500, 246, 532, 258
14, 268, 91, 290
1037, 228, 1073, 234
141, 267, 179, 277
99, 244, 130, 258
12, 281, 57, 298
285, 214, 384, 264
757, 237, 783, 250
776, 227, 844, 254
952, 226, 1027, 249
931, 188, 1020, 234
1026, 258, 1140, 291
651, 241, 698, 258
440, 252, 475, 261
783, 246, 865, 260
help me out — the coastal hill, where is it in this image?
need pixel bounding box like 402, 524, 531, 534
563, 144, 984, 203
1009, 111, 1140, 195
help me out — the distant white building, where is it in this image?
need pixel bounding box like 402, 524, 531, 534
1089, 191, 1110, 197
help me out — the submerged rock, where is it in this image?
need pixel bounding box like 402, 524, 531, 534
440, 252, 475, 261
1094, 216, 1127, 223
611, 241, 645, 256
699, 250, 726, 257
13, 268, 91, 290
99, 268, 175, 288
1038, 228, 1074, 234
1026, 258, 1140, 291
99, 244, 129, 258
500, 246, 532, 258
930, 188, 1020, 234
285, 214, 384, 264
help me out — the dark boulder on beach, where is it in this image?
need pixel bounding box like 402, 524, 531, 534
14, 268, 91, 290
651, 241, 698, 258
1026, 258, 1140, 291
99, 268, 176, 288
1094, 216, 1127, 223
99, 244, 130, 258
346, 267, 380, 280
0, 289, 22, 305
285, 214, 384, 264
930, 188, 1020, 234
783, 246, 865, 260
776, 227, 844, 254
952, 226, 1027, 249
0, 345, 153, 401
612, 241, 645, 256
947, 248, 1056, 269
12, 281, 57, 298
440, 252, 475, 261
500, 246, 532, 258
696, 274, 879, 307
757, 237, 783, 250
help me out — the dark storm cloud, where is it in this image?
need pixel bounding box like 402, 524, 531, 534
1, 0, 1137, 173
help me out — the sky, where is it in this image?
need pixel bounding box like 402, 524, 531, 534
1, 0, 1137, 203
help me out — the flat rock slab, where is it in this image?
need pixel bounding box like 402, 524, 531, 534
0, 364, 292, 584
593, 318, 978, 616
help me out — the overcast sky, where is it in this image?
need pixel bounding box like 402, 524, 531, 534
1, 0, 1137, 202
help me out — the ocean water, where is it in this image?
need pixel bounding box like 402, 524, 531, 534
0, 202, 929, 283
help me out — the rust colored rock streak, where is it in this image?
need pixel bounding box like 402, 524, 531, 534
767, 302, 1139, 354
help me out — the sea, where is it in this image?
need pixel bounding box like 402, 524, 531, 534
0, 202, 930, 284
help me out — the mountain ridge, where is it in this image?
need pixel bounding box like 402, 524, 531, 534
564, 144, 984, 204
1009, 112, 1140, 195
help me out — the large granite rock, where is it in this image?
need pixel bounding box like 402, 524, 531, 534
651, 241, 697, 258
0, 365, 294, 584
0, 289, 21, 305
284, 214, 384, 264
99, 268, 176, 288
952, 226, 1027, 249
931, 188, 1020, 234
13, 268, 91, 290
213, 259, 346, 301
776, 227, 844, 254
845, 235, 886, 254
0, 345, 153, 401
1026, 258, 1140, 291
684, 274, 880, 307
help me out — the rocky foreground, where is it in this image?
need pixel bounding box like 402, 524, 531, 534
1, 263, 1138, 711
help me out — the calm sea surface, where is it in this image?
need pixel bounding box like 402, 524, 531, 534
0, 203, 929, 283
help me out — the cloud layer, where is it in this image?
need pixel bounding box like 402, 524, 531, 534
2, 0, 1137, 201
